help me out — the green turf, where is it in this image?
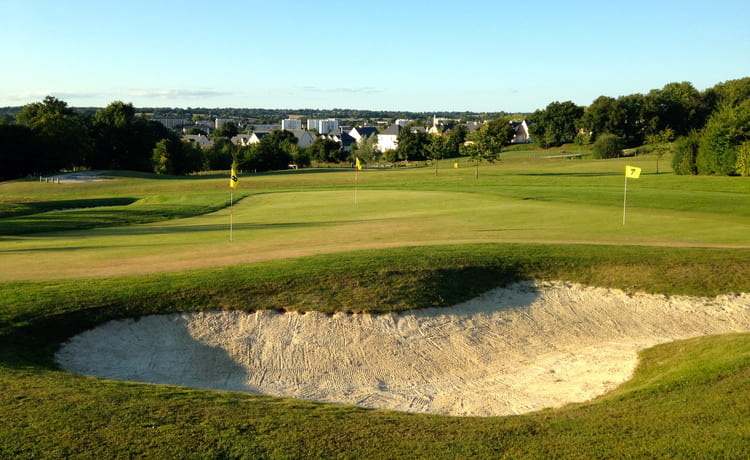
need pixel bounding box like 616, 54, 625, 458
0, 155, 748, 458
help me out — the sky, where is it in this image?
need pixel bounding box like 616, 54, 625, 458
1, 0, 748, 112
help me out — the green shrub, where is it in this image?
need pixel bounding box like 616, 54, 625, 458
591, 133, 622, 159
696, 100, 750, 175
672, 131, 700, 175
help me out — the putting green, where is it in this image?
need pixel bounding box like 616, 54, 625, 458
2, 189, 748, 282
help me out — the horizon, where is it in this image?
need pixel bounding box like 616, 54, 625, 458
1, 1, 748, 112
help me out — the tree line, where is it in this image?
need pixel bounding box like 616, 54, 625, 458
527, 78, 750, 175
0, 98, 314, 180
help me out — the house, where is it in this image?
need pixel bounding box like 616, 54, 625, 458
349, 126, 378, 141
510, 120, 532, 144
182, 134, 214, 149
376, 124, 402, 152
326, 129, 356, 152
288, 129, 317, 148
231, 134, 254, 146
245, 131, 271, 144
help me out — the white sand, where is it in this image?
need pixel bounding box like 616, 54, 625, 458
55, 281, 750, 416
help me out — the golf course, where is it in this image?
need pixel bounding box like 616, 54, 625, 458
1, 150, 749, 458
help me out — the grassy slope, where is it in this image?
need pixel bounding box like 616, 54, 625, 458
1, 155, 749, 457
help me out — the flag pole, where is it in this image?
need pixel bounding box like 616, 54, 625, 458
230, 188, 233, 241
622, 175, 628, 226
354, 168, 358, 205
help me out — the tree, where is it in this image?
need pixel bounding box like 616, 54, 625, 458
15, 96, 91, 172
671, 131, 700, 175
350, 134, 379, 165
204, 137, 237, 171
463, 119, 513, 178
696, 100, 750, 175
644, 81, 706, 137
395, 128, 429, 162
90, 101, 172, 171
0, 124, 38, 180
444, 124, 468, 157
591, 133, 622, 159
211, 121, 238, 139
529, 101, 583, 146
152, 138, 202, 175
237, 130, 295, 172
645, 128, 674, 174
425, 134, 450, 175
307, 137, 343, 163
734, 141, 750, 177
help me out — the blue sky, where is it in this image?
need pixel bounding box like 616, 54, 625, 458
1, 0, 748, 112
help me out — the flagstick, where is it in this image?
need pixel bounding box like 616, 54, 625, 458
622, 176, 628, 226
354, 168, 358, 205
230, 189, 233, 242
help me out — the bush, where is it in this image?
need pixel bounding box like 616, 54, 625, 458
672, 131, 700, 175
591, 133, 622, 159
696, 100, 750, 175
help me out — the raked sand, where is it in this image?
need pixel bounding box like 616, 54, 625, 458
56, 281, 750, 416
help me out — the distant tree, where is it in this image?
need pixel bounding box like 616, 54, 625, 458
701, 77, 750, 115
152, 138, 202, 175
15, 96, 91, 171
463, 119, 513, 178
0, 124, 38, 180
396, 128, 429, 162
644, 81, 706, 137
425, 134, 450, 175
204, 137, 237, 171
91, 101, 172, 171
351, 134, 379, 165
529, 101, 583, 146
186, 127, 206, 135
444, 124, 468, 157
645, 128, 674, 174
211, 121, 238, 139
591, 133, 622, 159
237, 130, 295, 172
308, 137, 343, 163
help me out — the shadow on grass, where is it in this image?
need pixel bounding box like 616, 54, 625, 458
5, 219, 377, 241
0, 197, 138, 219
0, 263, 531, 370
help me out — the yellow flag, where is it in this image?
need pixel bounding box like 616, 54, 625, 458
453, 162, 459, 168
230, 165, 239, 189
625, 165, 641, 179
356, 157, 362, 171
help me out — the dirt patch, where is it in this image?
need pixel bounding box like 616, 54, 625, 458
56, 281, 750, 416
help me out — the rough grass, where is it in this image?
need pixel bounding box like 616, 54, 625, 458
0, 245, 748, 458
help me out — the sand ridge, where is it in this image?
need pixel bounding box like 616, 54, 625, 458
55, 281, 750, 416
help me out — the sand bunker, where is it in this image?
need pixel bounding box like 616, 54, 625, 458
56, 281, 750, 416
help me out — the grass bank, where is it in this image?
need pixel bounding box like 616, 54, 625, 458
1, 244, 749, 458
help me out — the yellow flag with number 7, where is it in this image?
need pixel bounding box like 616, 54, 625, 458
625, 165, 641, 179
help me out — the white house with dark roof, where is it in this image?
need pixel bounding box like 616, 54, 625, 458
376, 124, 402, 152
326, 129, 355, 152
510, 120, 532, 144
349, 126, 379, 141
